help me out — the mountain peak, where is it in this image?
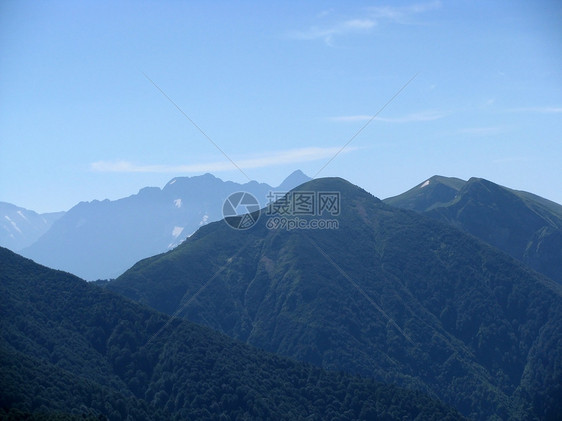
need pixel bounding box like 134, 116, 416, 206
384, 175, 465, 211
22, 170, 315, 280
427, 175, 466, 188
277, 170, 311, 191
0, 202, 64, 251
386, 175, 562, 285
294, 176, 378, 200
164, 173, 220, 190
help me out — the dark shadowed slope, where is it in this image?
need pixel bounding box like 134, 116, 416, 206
0, 247, 461, 420
384, 175, 562, 284
109, 177, 562, 420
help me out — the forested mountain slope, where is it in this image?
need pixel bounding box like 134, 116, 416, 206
384, 175, 562, 284
109, 177, 562, 420
0, 246, 460, 420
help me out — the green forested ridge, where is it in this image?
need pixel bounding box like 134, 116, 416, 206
384, 175, 562, 284
0, 247, 462, 420
384, 176, 466, 212
109, 177, 562, 420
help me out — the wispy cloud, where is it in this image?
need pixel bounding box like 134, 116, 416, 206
457, 127, 506, 136
288, 19, 375, 44
332, 110, 446, 123
289, 1, 441, 45
507, 106, 562, 114
91, 146, 358, 174
317, 9, 334, 19
368, 1, 442, 24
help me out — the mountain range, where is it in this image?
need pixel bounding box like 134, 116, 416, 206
2, 172, 562, 419
20, 170, 310, 281
7, 171, 561, 289
0, 202, 64, 252
0, 246, 463, 420
384, 176, 562, 285
107, 177, 562, 420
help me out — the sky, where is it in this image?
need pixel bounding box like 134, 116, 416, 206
1, 0, 561, 213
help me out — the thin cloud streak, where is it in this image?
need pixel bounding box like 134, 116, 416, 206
458, 127, 506, 135
332, 110, 446, 123
91, 146, 358, 174
288, 19, 375, 43
368, 1, 442, 24
508, 106, 562, 114
289, 1, 441, 44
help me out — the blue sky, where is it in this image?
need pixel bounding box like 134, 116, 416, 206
1, 0, 561, 213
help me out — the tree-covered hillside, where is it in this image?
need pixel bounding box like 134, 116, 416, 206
0, 247, 461, 420
384, 175, 562, 284
109, 177, 562, 420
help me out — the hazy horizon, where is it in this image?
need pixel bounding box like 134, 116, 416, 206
1, 1, 561, 213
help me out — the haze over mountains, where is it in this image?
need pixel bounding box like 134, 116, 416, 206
19, 170, 310, 280
107, 177, 562, 420
0, 202, 64, 252
4, 170, 561, 287
385, 176, 562, 285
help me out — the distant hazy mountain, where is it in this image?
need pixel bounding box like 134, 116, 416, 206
384, 176, 562, 284
0, 246, 462, 420
21, 170, 310, 280
107, 177, 562, 420
0, 202, 64, 251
